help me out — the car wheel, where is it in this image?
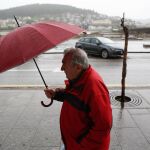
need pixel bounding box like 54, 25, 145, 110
101, 50, 109, 59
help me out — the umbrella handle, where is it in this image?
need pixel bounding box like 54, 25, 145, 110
41, 98, 53, 107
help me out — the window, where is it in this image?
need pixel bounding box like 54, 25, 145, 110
91, 38, 99, 44
84, 38, 91, 43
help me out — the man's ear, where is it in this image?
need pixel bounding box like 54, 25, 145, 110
76, 64, 82, 71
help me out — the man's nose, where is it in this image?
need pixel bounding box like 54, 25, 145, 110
61, 65, 64, 71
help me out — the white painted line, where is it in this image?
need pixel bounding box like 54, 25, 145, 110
8, 67, 62, 72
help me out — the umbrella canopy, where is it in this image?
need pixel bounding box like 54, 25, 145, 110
0, 21, 84, 73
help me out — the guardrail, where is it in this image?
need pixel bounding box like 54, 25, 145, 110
128, 52, 150, 53
43, 51, 150, 54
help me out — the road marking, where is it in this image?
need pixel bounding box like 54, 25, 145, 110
8, 67, 62, 72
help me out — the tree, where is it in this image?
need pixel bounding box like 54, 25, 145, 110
115, 13, 130, 109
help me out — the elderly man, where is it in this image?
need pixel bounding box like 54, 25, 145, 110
44, 48, 112, 150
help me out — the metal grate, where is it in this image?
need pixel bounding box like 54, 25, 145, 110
110, 91, 142, 107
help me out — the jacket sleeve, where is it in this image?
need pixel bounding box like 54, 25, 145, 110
53, 91, 65, 102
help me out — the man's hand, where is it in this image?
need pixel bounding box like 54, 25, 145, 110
44, 88, 65, 99
44, 89, 55, 99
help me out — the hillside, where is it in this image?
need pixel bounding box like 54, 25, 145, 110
0, 4, 107, 19
0, 4, 140, 33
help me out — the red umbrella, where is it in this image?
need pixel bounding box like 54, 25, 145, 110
0, 21, 84, 73
0, 18, 84, 106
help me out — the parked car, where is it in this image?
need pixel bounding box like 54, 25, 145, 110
75, 37, 124, 58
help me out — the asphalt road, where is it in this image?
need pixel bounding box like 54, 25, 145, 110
0, 52, 150, 89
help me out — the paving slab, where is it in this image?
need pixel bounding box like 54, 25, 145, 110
0, 89, 150, 150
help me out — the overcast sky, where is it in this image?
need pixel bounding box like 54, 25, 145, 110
1, 0, 150, 20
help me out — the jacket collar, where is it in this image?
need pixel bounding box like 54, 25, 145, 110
65, 65, 92, 89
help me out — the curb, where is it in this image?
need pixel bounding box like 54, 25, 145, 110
0, 84, 150, 90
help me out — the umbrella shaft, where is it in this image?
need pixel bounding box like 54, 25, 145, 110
13, 16, 47, 89
14, 16, 20, 27
33, 58, 48, 88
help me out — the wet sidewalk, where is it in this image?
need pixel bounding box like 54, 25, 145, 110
0, 88, 150, 150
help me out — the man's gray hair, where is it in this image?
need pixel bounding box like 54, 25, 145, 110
64, 48, 89, 69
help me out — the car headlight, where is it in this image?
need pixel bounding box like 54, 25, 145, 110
111, 47, 116, 51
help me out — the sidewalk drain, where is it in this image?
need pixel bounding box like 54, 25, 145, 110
110, 91, 142, 107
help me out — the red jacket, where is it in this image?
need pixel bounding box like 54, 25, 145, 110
60, 66, 112, 150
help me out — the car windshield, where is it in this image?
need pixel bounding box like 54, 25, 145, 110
97, 37, 114, 44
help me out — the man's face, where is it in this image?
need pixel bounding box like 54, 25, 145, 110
61, 54, 81, 80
